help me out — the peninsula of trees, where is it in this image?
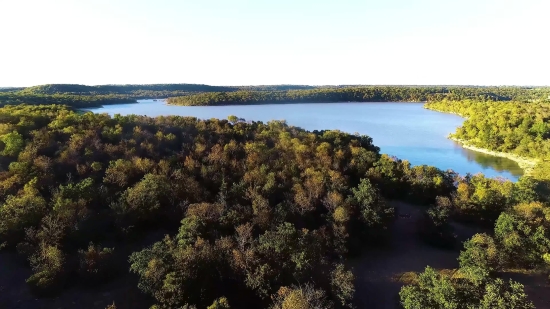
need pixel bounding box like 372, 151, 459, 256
425, 100, 550, 180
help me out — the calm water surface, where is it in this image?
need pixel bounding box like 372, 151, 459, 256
88, 100, 523, 180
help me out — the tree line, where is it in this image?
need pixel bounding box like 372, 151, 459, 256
3, 84, 549, 109
166, 87, 550, 106
0, 84, 319, 108
0, 92, 137, 108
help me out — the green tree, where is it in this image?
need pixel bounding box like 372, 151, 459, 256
480, 279, 534, 309
399, 266, 534, 309
0, 130, 24, 157
0, 178, 47, 246
349, 178, 393, 228
399, 267, 459, 309
458, 233, 500, 272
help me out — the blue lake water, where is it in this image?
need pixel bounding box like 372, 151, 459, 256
87, 100, 523, 180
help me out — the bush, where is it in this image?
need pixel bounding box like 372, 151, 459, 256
330, 264, 355, 308
417, 197, 456, 248
26, 243, 66, 297
26, 270, 64, 297
78, 242, 116, 286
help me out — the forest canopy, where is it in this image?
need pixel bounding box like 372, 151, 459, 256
1, 85, 550, 308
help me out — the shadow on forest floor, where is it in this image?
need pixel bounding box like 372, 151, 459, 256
0, 251, 149, 309
0, 234, 163, 309
350, 201, 550, 309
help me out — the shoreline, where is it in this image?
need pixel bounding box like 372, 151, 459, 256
450, 137, 538, 175
423, 105, 469, 119
165, 100, 427, 107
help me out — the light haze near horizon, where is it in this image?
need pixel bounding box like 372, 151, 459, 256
1, 0, 549, 87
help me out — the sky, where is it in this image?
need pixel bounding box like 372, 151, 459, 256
1, 0, 549, 87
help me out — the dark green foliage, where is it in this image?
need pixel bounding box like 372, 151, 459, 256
494, 202, 550, 268
399, 266, 534, 309
459, 233, 501, 272
452, 174, 515, 224
417, 196, 456, 248
129, 235, 230, 308
512, 177, 542, 204
349, 178, 394, 228
366, 155, 457, 205
116, 173, 173, 226
458, 201, 550, 274
0, 179, 48, 247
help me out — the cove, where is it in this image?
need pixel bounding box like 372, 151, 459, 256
87, 100, 523, 180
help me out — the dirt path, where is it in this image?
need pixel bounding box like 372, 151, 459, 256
350, 202, 463, 308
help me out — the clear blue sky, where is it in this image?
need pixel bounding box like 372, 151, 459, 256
1, 0, 548, 86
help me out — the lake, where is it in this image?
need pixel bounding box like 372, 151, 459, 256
87, 100, 523, 180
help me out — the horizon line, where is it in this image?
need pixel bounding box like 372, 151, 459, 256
3, 83, 550, 88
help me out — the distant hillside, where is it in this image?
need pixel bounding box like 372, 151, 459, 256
0, 87, 25, 93
4, 84, 549, 109
19, 84, 234, 95
18, 84, 318, 96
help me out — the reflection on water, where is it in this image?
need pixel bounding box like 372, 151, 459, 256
455, 144, 523, 177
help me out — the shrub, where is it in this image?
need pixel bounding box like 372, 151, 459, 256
78, 242, 116, 286
26, 243, 66, 297
417, 197, 456, 248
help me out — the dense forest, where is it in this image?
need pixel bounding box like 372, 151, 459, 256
166, 86, 550, 106
1, 84, 550, 308
1, 102, 549, 308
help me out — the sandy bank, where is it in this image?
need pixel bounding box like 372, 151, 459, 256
450, 137, 539, 175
